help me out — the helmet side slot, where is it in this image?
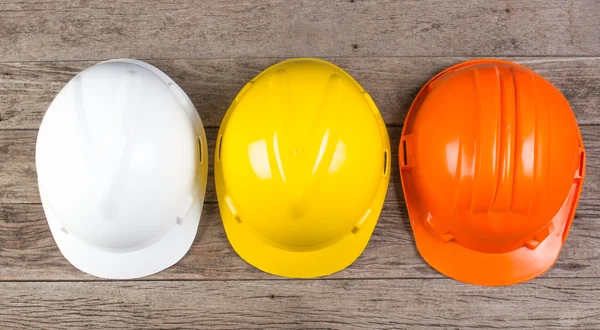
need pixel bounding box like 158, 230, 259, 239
217, 135, 223, 162
383, 150, 389, 176
197, 137, 204, 164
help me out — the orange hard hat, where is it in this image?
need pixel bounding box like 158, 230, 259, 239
399, 59, 585, 286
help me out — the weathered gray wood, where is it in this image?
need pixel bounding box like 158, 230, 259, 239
1, 57, 600, 129
0, 126, 598, 280
0, 279, 598, 329
2, 126, 599, 204
0, 0, 599, 62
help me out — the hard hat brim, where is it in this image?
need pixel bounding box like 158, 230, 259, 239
43, 197, 204, 279
410, 183, 582, 286
217, 183, 387, 278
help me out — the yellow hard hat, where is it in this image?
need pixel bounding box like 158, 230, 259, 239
215, 58, 390, 278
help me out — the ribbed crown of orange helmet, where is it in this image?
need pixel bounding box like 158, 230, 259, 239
400, 59, 585, 285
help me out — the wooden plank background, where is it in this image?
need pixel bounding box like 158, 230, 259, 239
0, 0, 599, 328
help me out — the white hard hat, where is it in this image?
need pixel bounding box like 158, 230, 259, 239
36, 59, 208, 279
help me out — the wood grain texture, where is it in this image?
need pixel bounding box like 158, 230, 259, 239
0, 127, 598, 281
1, 0, 599, 62
0, 279, 599, 329
1, 57, 600, 129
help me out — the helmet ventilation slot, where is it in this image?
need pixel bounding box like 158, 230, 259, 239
217, 135, 223, 161
402, 140, 408, 166
383, 151, 389, 175
197, 138, 204, 164
578, 150, 585, 179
